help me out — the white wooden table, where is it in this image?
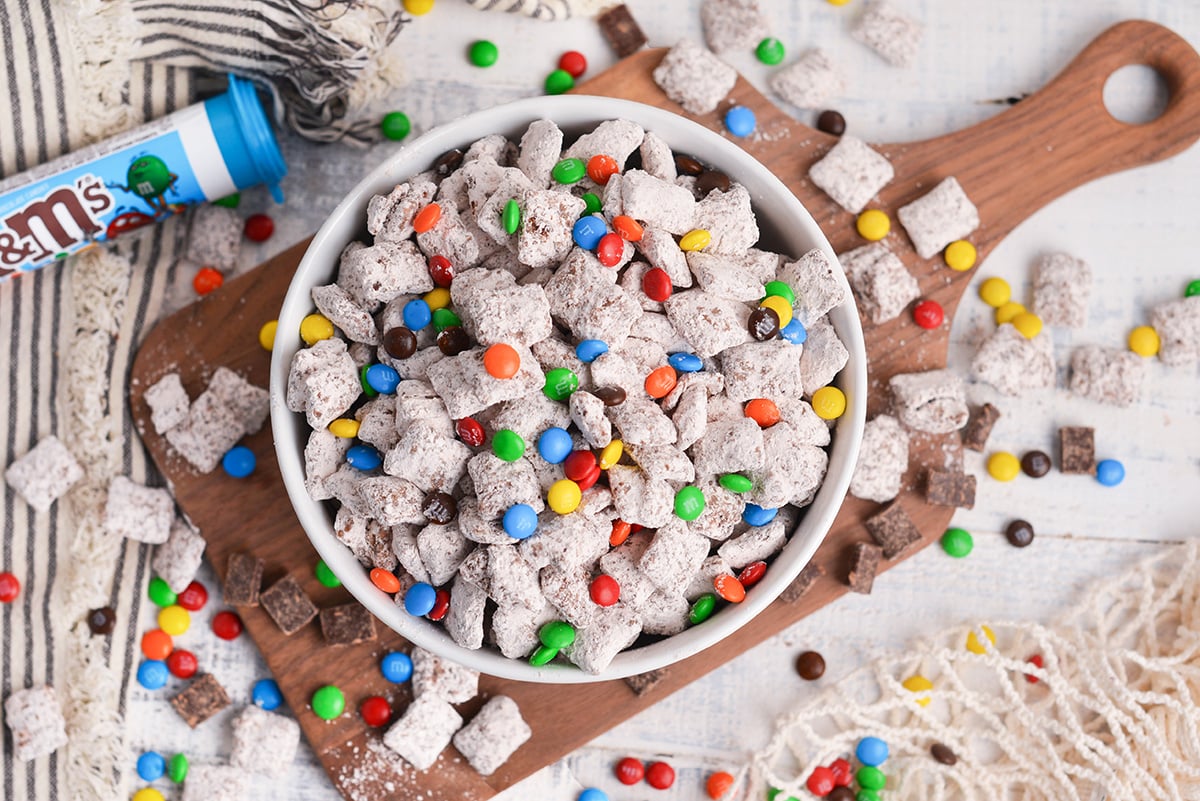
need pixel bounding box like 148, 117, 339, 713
127, 1, 1200, 798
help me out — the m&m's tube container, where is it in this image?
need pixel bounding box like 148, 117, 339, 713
0, 74, 287, 282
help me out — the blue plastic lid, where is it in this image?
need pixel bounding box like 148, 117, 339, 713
204, 74, 288, 202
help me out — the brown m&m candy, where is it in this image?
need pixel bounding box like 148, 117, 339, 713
422, 491, 458, 524
696, 170, 731, 195
930, 742, 958, 765
87, 606, 116, 635
436, 326, 471, 356
1021, 450, 1051, 478
796, 650, 826, 680
383, 327, 417, 360
816, 110, 846, 136
748, 306, 780, 340
432, 148, 464, 176
828, 787, 856, 801
595, 385, 627, 407
674, 154, 704, 176
1005, 519, 1035, 548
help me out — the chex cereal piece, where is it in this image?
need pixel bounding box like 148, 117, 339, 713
367, 179, 438, 243
664, 289, 753, 357
639, 520, 711, 595
625, 668, 669, 695
492, 600, 556, 659
750, 424, 828, 508
1150, 296, 1200, 366
718, 518, 787, 569
542, 256, 642, 344
639, 131, 677, 181
320, 603, 377, 645
602, 173, 625, 218
4, 685, 68, 761
356, 396, 400, 452
286, 338, 360, 430
608, 398, 678, 447
897, 177, 979, 259
701, 0, 769, 53
453, 695, 532, 776
692, 417, 765, 476
186, 204, 241, 271
539, 564, 596, 629
104, 476, 173, 543
428, 347, 546, 421
1059, 426, 1096, 474
458, 497, 521, 545
720, 340, 803, 402
1070, 345, 1145, 407
446, 575, 488, 649
465, 135, 514, 167
852, 0, 923, 68
565, 603, 643, 675
961, 403, 1001, 452
770, 49, 844, 109
621, 169, 698, 235
170, 673, 230, 728
637, 311, 694, 353
684, 554, 733, 599
382, 694, 463, 771
468, 452, 543, 519
777, 249, 850, 327
890, 369, 969, 434
1032, 252, 1091, 328
338, 239, 434, 309
971, 324, 1055, 395
475, 169, 535, 247
850, 414, 909, 503
686, 482, 742, 543
518, 190, 587, 269
144, 373, 190, 434
181, 764, 247, 801
625, 444, 695, 483
230, 706, 300, 778
799, 316, 850, 392
865, 501, 923, 559
637, 227, 692, 287
517, 119, 564, 188
355, 476, 424, 526
392, 524, 431, 583
259, 575, 318, 636
687, 251, 764, 301
416, 199, 482, 271
518, 514, 608, 571
311, 284, 380, 345
416, 523, 473, 587
599, 4, 648, 58
569, 390, 613, 448
564, 119, 645, 168
460, 155, 507, 215
367, 520, 398, 572
846, 542, 883, 594
164, 388, 242, 473
383, 421, 473, 494
531, 337, 588, 375
152, 519, 206, 593
776, 397, 832, 447
693, 184, 760, 255
779, 560, 825, 603
486, 545, 544, 609
640, 590, 691, 636
4, 435, 83, 513
671, 384, 707, 451
224, 553, 263, 606
652, 39, 736, 115
208, 367, 268, 436
925, 469, 977, 509
412, 646, 479, 703
598, 533, 658, 609
839, 242, 919, 324
808, 136, 895, 214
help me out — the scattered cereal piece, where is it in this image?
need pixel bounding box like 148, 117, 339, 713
1032, 252, 1091, 328
152, 519, 206, 594
770, 49, 844, 109
179, 764, 246, 801
230, 706, 300, 778
104, 477, 173, 544
852, 0, 923, 67
1059, 426, 1095, 475
971, 324, 1055, 396
4, 435, 83, 512
889, 369, 968, 433
808, 136, 894, 214
186, 204, 241, 271
3, 685, 68, 761
839, 242, 919, 324
1069, 345, 1144, 407
1150, 296, 1200, 366
170, 673, 231, 728
701, 0, 769, 54
144, 373, 191, 435
896, 177, 979, 259
452, 695, 532, 775
382, 694, 463, 771
652, 39, 737, 115
849, 414, 909, 502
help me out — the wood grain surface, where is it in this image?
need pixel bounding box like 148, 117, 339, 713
128, 20, 1200, 801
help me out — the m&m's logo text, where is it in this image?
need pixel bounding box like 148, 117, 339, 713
0, 174, 113, 273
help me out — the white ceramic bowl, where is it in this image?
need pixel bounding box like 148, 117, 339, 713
271, 95, 866, 683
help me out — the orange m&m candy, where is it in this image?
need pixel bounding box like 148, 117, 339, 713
644, 365, 677, 399
713, 573, 746, 603
370, 568, 402, 594
586, 154, 619, 185
612, 215, 643, 241
483, 343, 520, 379
413, 202, 441, 233
744, 398, 780, 427
141, 629, 173, 661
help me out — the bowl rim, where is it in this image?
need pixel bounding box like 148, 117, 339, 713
270, 94, 867, 683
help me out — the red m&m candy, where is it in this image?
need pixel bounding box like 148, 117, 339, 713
177, 581, 208, 611
646, 761, 675, 790
360, 695, 393, 727
642, 267, 672, 302
455, 417, 485, 447
558, 50, 587, 79
597, 233, 624, 267
192, 266, 223, 295
428, 255, 454, 287
615, 757, 644, 785
806, 765, 836, 796
243, 213, 274, 242
563, 450, 597, 482
167, 649, 198, 679
428, 589, 451, 621
829, 757, 852, 786
913, 299, 944, 329
0, 572, 20, 603
212, 610, 243, 640
589, 574, 620, 606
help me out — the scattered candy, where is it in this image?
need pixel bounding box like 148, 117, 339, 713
737, 561, 766, 587
148, 576, 177, 608
544, 367, 580, 400
668, 352, 702, 373
243, 213, 274, 242
167, 649, 198, 679
689, 593, 716, 623
756, 37, 786, 65
137, 751, 165, 782
856, 736, 889, 766
582, 192, 602, 214
221, 445, 256, 478
943, 239, 977, 271
422, 491, 457, 525
573, 215, 606, 249
987, 451, 1020, 482
299, 313, 334, 345
994, 300, 1025, 324
346, 444, 383, 471
706, 771, 736, 799
141, 629, 173, 661
87, 606, 116, 635
646, 761, 676, 790
780, 318, 807, 344
902, 674, 933, 706
137, 659, 169, 690
132, 789, 165, 801
483, 343, 520, 379
829, 758, 852, 787
423, 287, 451, 311
1025, 653, 1045, 683
930, 742, 958, 765
432, 307, 462, 333
404, 582, 438, 616
370, 567, 402, 594
575, 339, 609, 363
315, 560, 341, 588
940, 527, 973, 557
642, 267, 673, 302
679, 229, 711, 252
545, 69, 574, 95
645, 365, 677, 398
587, 154, 619, 185
596, 232, 624, 266
590, 574, 620, 606
1020, 450, 1051, 478
913, 299, 944, 329
381, 651, 414, 683
795, 650, 825, 680
192, 266, 223, 295
816, 109, 846, 136
492, 429, 526, 462
468, 39, 498, 67
559, 50, 588, 78
252, 678, 283, 710
615, 757, 644, 785
547, 479, 582, 514
211, 610, 243, 640
1096, 458, 1125, 486
965, 624, 996, 654
811, 386, 847, 420
595, 385, 626, 406
713, 573, 746, 603
1005, 519, 1035, 548
402, 0, 433, 14
1010, 311, 1043, 339
428, 254, 454, 287
456, 417, 486, 447
258, 319, 277, 351
537, 427, 573, 464
724, 105, 757, 137
502, 504, 539, 539
167, 753, 189, 783
1127, 325, 1160, 356
158, 605, 190, 636
360, 695, 393, 727
748, 306, 780, 340
1187, 279, 1200, 297
528, 645, 557, 666
759, 294, 793, 328
744, 398, 781, 427
856, 209, 890, 241
380, 111, 411, 141
578, 789, 608, 801
612, 214, 643, 241
978, 276, 1011, 307
806, 766, 835, 796
311, 685, 345, 721
383, 326, 418, 359
674, 485, 706, 520
742, 503, 777, 526
857, 766, 886, 791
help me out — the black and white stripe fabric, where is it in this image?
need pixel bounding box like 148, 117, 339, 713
463, 0, 605, 19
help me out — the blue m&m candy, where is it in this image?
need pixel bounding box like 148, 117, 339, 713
668, 352, 703, 373
381, 651, 413, 683
346, 444, 382, 471
724, 105, 757, 137
403, 582, 437, 616
502, 503, 539, 539
252, 678, 283, 710
1096, 459, 1125, 486
856, 736, 889, 767
742, 503, 777, 526
572, 215, 607, 250
575, 339, 609, 363
365, 363, 400, 394
537, 427, 573, 464
222, 445, 256, 478
136, 752, 165, 782
402, 298, 432, 331
137, 659, 169, 690
780, 318, 807, 345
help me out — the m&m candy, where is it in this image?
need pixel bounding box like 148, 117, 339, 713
483, 343, 520, 379
137, 752, 166, 782
537, 427, 573, 464
221, 445, 256, 478
559, 50, 587, 78
311, 685, 346, 720
252, 678, 283, 710
167, 649, 198, 679
360, 695, 393, 727
212, 610, 243, 640
404, 583, 438, 616
381, 651, 414, 683
502, 504, 539, 539
137, 659, 169, 690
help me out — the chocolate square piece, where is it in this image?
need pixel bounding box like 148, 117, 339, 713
598, 5, 647, 58
260, 575, 318, 636
779, 561, 826, 603
1060, 426, 1095, 474
224, 552, 263, 607
846, 542, 882, 595
961, 403, 1000, 452
864, 501, 923, 559
924, 470, 977, 509
624, 668, 668, 696
320, 603, 377, 645
170, 673, 231, 728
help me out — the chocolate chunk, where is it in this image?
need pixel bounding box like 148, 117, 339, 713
864, 501, 923, 559
924, 469, 977, 509
597, 4, 647, 58
674, 154, 704, 176
320, 603, 377, 645
437, 326, 471, 356
961, 403, 1000, 452
383, 327, 417, 359
748, 306, 780, 340
779, 560, 825, 603
1059, 427, 1095, 474
846, 542, 882, 594
1021, 450, 1052, 478
795, 650, 825, 680
595, 385, 627, 407
624, 668, 668, 696
816, 110, 846, 136
422, 491, 458, 524
259, 575, 318, 636
224, 552, 263, 607
170, 673, 231, 728
1005, 519, 1035, 548
87, 606, 116, 635
696, 169, 731, 195
930, 742, 958, 765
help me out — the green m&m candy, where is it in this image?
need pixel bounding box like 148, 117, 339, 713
543, 367, 579, 401
581, 192, 601, 215
674, 486, 706, 520
857, 766, 886, 791
468, 39, 498, 68
380, 111, 411, 141
212, 192, 240, 208
148, 577, 177, 608
689, 593, 716, 624
941, 527, 974, 558
491, 429, 526, 462
756, 37, 785, 65
763, 280, 795, 306
502, 199, 521, 234
315, 560, 341, 588
538, 620, 576, 650
431, 307, 461, 332
719, 473, 753, 493
167, 753, 189, 784
551, 157, 586, 184
529, 645, 557, 666
545, 69, 574, 95
311, 685, 346, 721
1186, 279, 1200, 298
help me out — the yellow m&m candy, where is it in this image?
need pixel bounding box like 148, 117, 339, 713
994, 301, 1025, 325
547, 479, 582, 515
329, 419, 360, 439
856, 209, 890, 241
759, 295, 793, 329
902, 674, 933, 707
300, 314, 334, 345
258, 320, 278, 351
811, 386, 847, 420
158, 605, 190, 636
1128, 325, 1160, 357
978, 277, 1011, 308
987, 452, 1020, 482
679, 229, 711, 252
966, 624, 996, 654
943, 240, 977, 271
1011, 311, 1043, 339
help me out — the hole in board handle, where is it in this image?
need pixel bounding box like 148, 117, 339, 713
1103, 64, 1170, 124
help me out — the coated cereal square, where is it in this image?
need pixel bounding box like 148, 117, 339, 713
382, 694, 463, 771
652, 39, 737, 115
230, 706, 300, 778
896, 177, 979, 259
1069, 345, 1144, 407
770, 49, 844, 109
4, 435, 83, 513
144, 372, 190, 434
452, 696, 531, 776
3, 685, 68, 762
852, 0, 923, 68
701, 0, 769, 53
105, 476, 173, 543
839, 242, 919, 324
152, 518, 206, 593
411, 646, 480, 703
808, 136, 895, 214
1032, 252, 1091, 328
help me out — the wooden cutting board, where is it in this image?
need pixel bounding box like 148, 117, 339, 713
129, 20, 1200, 801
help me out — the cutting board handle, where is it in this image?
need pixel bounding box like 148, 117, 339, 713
896, 20, 1200, 242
